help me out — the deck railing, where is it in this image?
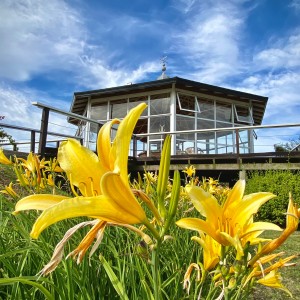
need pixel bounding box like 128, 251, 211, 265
133, 123, 300, 157
0, 122, 82, 156
1, 101, 300, 158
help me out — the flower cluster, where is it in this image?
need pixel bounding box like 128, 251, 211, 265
1, 103, 299, 299
177, 180, 300, 298
0, 149, 63, 198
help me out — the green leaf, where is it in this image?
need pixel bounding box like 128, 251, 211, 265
99, 254, 129, 300
0, 277, 54, 300
156, 135, 171, 219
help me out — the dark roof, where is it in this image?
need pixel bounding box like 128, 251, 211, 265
70, 76, 268, 125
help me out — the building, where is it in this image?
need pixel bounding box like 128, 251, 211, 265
68, 73, 268, 157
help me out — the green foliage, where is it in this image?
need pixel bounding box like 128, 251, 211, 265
1, 157, 299, 299
274, 136, 300, 152
0, 194, 198, 299
245, 170, 300, 226
0, 116, 17, 149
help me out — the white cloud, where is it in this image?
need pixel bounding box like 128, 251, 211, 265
0, 84, 76, 151
171, 0, 197, 13
235, 70, 300, 151
0, 0, 85, 81
253, 32, 300, 70
79, 56, 159, 88
172, 0, 245, 84
238, 71, 300, 126
289, 0, 300, 12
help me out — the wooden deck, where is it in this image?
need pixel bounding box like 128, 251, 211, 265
130, 151, 300, 171
4, 148, 300, 184
129, 151, 300, 183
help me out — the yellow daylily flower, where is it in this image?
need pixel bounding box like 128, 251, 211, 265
183, 165, 196, 177
14, 103, 151, 240
44, 157, 63, 173
176, 180, 281, 250
249, 194, 300, 266
192, 233, 220, 271
257, 270, 292, 297
18, 152, 45, 173
0, 148, 12, 165
1, 182, 19, 199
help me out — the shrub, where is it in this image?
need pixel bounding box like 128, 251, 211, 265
245, 170, 300, 227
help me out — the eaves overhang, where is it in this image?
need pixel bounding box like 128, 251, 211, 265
69, 77, 268, 125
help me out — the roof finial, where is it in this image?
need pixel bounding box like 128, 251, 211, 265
157, 56, 169, 80
161, 56, 167, 71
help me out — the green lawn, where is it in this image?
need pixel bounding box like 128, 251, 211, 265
252, 231, 300, 300
1, 163, 300, 299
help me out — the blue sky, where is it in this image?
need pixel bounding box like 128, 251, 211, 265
1, 0, 300, 151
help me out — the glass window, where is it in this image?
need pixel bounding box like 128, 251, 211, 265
216, 130, 234, 154
90, 103, 108, 121
150, 93, 170, 115
216, 102, 232, 122
128, 96, 148, 116
234, 105, 253, 124
238, 130, 250, 153
197, 138, 213, 154
196, 119, 214, 153
149, 115, 170, 133
110, 99, 128, 119
197, 119, 214, 130
177, 115, 195, 132
198, 99, 214, 120
177, 92, 200, 113
176, 115, 196, 152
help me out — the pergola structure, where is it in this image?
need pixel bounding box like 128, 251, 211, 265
68, 76, 268, 157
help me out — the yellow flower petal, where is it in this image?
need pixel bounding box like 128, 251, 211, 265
241, 222, 282, 243
111, 103, 147, 183
192, 235, 220, 270
30, 195, 144, 239
249, 197, 299, 266
58, 139, 104, 196
0, 148, 12, 165
223, 179, 245, 213
97, 119, 119, 171
176, 218, 224, 244
14, 194, 69, 214
185, 185, 222, 220
220, 232, 244, 260
1, 182, 19, 198
101, 172, 146, 223
232, 192, 276, 226
257, 270, 292, 297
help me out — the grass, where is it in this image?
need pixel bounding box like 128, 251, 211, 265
1, 163, 300, 299
252, 231, 300, 300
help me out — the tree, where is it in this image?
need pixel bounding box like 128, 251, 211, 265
0, 116, 17, 150
274, 136, 300, 152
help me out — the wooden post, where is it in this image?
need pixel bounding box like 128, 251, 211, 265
38, 107, 50, 157
30, 130, 35, 153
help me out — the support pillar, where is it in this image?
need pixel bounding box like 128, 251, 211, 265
38, 107, 50, 157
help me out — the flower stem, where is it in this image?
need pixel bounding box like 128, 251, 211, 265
143, 219, 160, 241
151, 241, 162, 300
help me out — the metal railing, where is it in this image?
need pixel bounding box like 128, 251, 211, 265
1, 101, 300, 159
133, 123, 300, 156
0, 122, 82, 154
